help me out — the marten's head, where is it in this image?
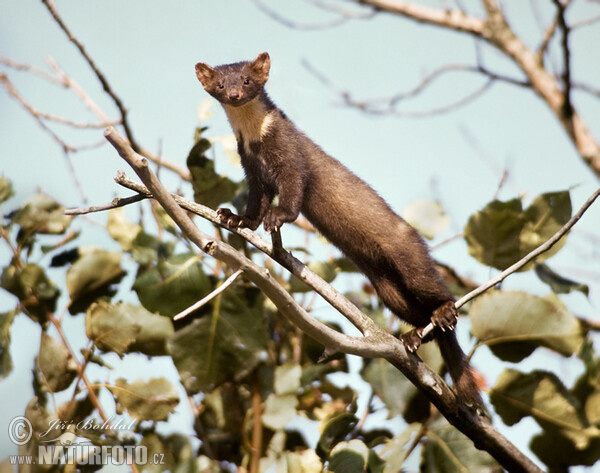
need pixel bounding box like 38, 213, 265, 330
195, 52, 270, 106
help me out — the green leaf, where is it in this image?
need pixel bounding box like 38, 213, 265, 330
167, 285, 269, 393
470, 290, 584, 362
187, 140, 239, 209
36, 332, 78, 393
421, 417, 500, 473
107, 207, 141, 251
403, 200, 450, 239
13, 193, 72, 235
362, 359, 417, 419
530, 428, 600, 470
86, 301, 174, 356
316, 413, 358, 459
378, 425, 422, 473
1, 263, 60, 322
464, 191, 571, 271
133, 252, 211, 317
0, 176, 14, 204
130, 231, 175, 265
362, 340, 442, 420
66, 248, 125, 313
289, 260, 339, 293
108, 377, 179, 421
262, 393, 298, 430
328, 439, 369, 472
491, 369, 599, 449
534, 263, 589, 296
0, 311, 15, 380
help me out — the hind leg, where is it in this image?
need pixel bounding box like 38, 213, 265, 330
431, 301, 458, 332
401, 302, 457, 352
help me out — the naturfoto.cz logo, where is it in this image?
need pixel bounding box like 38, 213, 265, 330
8, 416, 164, 467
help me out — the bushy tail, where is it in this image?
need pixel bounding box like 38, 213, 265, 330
437, 330, 483, 410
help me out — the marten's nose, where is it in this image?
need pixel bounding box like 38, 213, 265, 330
229, 91, 240, 100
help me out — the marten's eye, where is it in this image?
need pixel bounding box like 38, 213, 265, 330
217, 83, 224, 89
243, 78, 251, 85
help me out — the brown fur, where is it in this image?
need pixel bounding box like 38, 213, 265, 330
195, 52, 483, 409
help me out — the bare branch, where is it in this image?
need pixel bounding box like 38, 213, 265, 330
41, 0, 139, 151
355, 0, 484, 34
304, 60, 522, 117
552, 0, 574, 127
173, 269, 244, 321
0, 55, 64, 85
64, 194, 148, 215
251, 0, 350, 30
112, 172, 379, 337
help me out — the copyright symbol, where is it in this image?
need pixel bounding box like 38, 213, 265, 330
8, 416, 32, 445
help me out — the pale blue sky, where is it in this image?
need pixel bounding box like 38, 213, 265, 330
1, 0, 600, 468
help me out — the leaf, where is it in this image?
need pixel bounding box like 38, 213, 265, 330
403, 200, 450, 239
285, 449, 323, 473
316, 413, 358, 459
0, 175, 14, 204
133, 252, 211, 317
107, 207, 141, 251
66, 248, 125, 313
108, 377, 179, 421
130, 231, 175, 265
1, 263, 60, 322
262, 393, 298, 430
167, 285, 269, 393
534, 263, 589, 296
490, 369, 599, 449
470, 290, 584, 362
379, 425, 422, 473
362, 340, 442, 420
13, 193, 72, 235
362, 359, 417, 419
421, 417, 500, 473
36, 332, 78, 393
0, 311, 15, 380
274, 361, 301, 395
530, 428, 600, 470
86, 301, 174, 356
328, 439, 369, 472
464, 191, 571, 271
187, 140, 239, 209
289, 260, 339, 293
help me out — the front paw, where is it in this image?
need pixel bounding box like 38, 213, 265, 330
217, 208, 258, 229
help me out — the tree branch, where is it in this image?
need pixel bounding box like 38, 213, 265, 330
341, 0, 600, 177
355, 0, 484, 34
103, 126, 543, 472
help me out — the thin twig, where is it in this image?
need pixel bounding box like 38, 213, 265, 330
173, 269, 244, 320
0, 55, 64, 85
41, 0, 139, 151
552, 0, 574, 129
303, 60, 526, 117
251, 0, 350, 30
65, 194, 148, 215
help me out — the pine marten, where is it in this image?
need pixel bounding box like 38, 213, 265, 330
195, 52, 482, 409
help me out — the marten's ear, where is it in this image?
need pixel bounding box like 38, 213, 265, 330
251, 52, 271, 81
195, 62, 216, 85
